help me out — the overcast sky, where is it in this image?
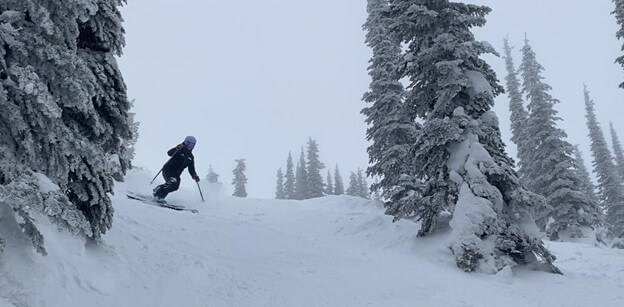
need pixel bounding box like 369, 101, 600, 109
118, 0, 624, 198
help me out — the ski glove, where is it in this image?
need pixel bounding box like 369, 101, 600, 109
193, 175, 200, 182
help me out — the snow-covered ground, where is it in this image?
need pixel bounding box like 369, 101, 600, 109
2, 169, 624, 307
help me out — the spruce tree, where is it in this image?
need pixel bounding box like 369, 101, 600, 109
584, 86, 624, 245
232, 159, 248, 198
334, 166, 345, 195
294, 148, 308, 200
614, 0, 624, 88
356, 169, 370, 199
362, 0, 416, 205
325, 170, 334, 195
386, 0, 559, 273
305, 138, 325, 199
275, 168, 286, 199
519, 39, 601, 240
0, 0, 135, 253
609, 122, 624, 180
207, 165, 220, 183
346, 172, 359, 197
284, 153, 296, 199
573, 146, 600, 202
502, 37, 531, 182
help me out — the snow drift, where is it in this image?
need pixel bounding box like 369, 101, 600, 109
1, 170, 623, 307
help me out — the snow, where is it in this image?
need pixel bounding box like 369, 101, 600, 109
2, 169, 624, 306
33, 172, 59, 193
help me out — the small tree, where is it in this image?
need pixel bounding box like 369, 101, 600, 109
284, 153, 296, 199
325, 170, 334, 195
346, 172, 359, 197
356, 169, 370, 199
207, 165, 220, 184
232, 159, 248, 198
275, 168, 286, 199
294, 148, 309, 200
306, 138, 326, 198
334, 166, 345, 195
609, 122, 624, 180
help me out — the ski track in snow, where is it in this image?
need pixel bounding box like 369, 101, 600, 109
1, 170, 624, 307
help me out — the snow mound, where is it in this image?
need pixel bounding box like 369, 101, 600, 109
1, 170, 624, 306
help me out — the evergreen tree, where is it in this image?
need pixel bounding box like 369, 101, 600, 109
519, 39, 601, 240
0, 0, 135, 253
614, 0, 624, 88
232, 159, 248, 198
325, 170, 334, 195
573, 146, 600, 205
362, 0, 416, 205
502, 37, 531, 182
275, 168, 286, 199
294, 148, 308, 200
346, 172, 359, 197
284, 152, 296, 199
334, 166, 345, 195
609, 122, 624, 180
305, 138, 325, 199
584, 86, 624, 245
207, 165, 220, 184
356, 169, 370, 199
385, 0, 559, 273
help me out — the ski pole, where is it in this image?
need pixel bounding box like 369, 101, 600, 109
150, 146, 183, 184
196, 181, 205, 202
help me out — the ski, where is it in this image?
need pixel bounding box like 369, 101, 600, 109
126, 192, 199, 214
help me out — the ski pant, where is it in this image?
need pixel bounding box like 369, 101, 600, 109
154, 171, 180, 199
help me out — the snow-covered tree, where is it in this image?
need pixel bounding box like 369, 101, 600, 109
502, 37, 531, 182
334, 166, 345, 195
573, 146, 600, 205
306, 138, 325, 199
284, 153, 296, 199
584, 86, 624, 245
609, 122, 624, 180
0, 0, 135, 253
206, 165, 220, 184
519, 39, 601, 240
385, 0, 559, 273
614, 0, 624, 88
294, 149, 308, 200
356, 169, 370, 199
232, 159, 248, 198
362, 0, 416, 205
275, 168, 286, 199
346, 172, 359, 197
325, 170, 334, 195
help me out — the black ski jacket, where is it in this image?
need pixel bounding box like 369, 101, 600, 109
162, 145, 198, 179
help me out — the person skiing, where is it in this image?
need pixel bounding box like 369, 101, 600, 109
153, 136, 200, 200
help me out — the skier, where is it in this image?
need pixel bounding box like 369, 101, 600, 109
153, 136, 201, 200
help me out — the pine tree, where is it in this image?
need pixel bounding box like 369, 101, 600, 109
573, 146, 600, 205
305, 138, 325, 199
232, 159, 248, 198
0, 0, 135, 253
362, 0, 416, 205
275, 168, 286, 199
519, 39, 601, 240
334, 166, 345, 195
614, 0, 624, 88
325, 170, 334, 195
207, 165, 220, 183
584, 86, 624, 245
284, 153, 296, 199
386, 0, 559, 273
346, 172, 359, 197
502, 37, 531, 182
294, 148, 308, 200
609, 122, 624, 180
356, 169, 370, 199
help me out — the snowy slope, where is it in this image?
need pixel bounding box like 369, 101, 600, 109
2, 169, 624, 307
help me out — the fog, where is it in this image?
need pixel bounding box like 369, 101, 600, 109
118, 0, 624, 197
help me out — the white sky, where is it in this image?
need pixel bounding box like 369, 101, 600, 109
118, 0, 624, 198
